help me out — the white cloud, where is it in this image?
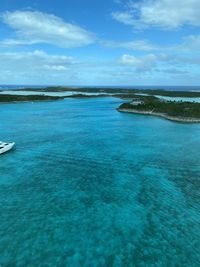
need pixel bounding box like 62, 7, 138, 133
181, 35, 200, 51
0, 49, 199, 85
111, 12, 136, 26
0, 49, 76, 69
44, 65, 67, 71
0, 50, 78, 84
1, 11, 94, 48
119, 53, 168, 71
102, 39, 156, 51
112, 0, 200, 29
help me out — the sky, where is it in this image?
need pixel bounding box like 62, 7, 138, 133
0, 0, 200, 86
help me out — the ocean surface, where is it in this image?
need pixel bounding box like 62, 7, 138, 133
0, 97, 200, 267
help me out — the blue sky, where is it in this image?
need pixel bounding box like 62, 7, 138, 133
0, 0, 200, 86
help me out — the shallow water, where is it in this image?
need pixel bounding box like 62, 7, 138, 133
0, 97, 200, 267
135, 93, 200, 103
0, 90, 76, 96
0, 90, 114, 97
2, 90, 200, 102
156, 95, 200, 103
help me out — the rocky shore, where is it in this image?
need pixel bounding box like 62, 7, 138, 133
117, 108, 200, 123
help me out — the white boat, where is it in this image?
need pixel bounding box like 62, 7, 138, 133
0, 141, 15, 155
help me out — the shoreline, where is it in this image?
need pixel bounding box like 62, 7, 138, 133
117, 108, 200, 123
0, 98, 63, 104
0, 93, 64, 104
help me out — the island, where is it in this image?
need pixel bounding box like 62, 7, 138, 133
13, 86, 200, 97
1, 87, 200, 123
117, 96, 200, 123
65, 93, 109, 98
0, 94, 64, 103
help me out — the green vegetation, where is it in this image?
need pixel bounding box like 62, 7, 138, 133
14, 86, 133, 94
111, 93, 137, 99
66, 94, 108, 98
14, 86, 200, 98
139, 89, 200, 97
1, 87, 200, 122
118, 96, 200, 121
0, 94, 63, 103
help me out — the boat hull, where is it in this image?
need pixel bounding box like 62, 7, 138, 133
0, 142, 15, 155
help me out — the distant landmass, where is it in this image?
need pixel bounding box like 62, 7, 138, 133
0, 86, 200, 123
1, 84, 200, 91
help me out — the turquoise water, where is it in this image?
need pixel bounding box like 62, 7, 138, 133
0, 90, 112, 97
0, 97, 200, 267
156, 95, 200, 103
135, 93, 200, 103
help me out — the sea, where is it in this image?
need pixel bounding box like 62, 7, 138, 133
0, 95, 200, 266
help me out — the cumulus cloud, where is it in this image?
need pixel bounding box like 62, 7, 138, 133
1, 11, 94, 48
112, 12, 136, 26
112, 0, 200, 29
181, 35, 200, 51
0, 49, 198, 85
119, 53, 168, 71
102, 39, 156, 51
43, 65, 68, 71
0, 50, 77, 84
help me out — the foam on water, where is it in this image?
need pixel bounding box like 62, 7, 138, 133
0, 98, 200, 266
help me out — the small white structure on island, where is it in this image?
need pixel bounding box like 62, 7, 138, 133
130, 98, 144, 105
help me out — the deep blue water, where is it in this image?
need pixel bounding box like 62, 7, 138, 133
0, 97, 200, 267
